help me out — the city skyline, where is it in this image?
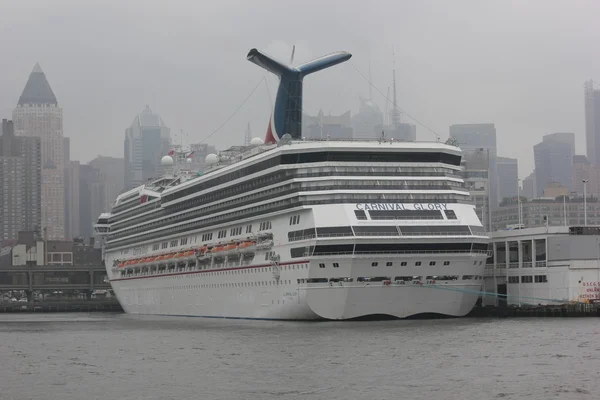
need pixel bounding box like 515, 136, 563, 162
1, 1, 600, 178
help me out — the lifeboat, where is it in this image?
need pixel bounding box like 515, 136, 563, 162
238, 241, 256, 253
163, 253, 175, 263
222, 244, 238, 255
155, 255, 166, 262
174, 252, 184, 259
118, 262, 125, 268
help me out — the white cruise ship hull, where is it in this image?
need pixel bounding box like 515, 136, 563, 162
108, 252, 486, 320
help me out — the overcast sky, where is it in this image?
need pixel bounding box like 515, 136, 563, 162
1, 0, 600, 177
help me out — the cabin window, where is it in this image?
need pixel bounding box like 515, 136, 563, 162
401, 262, 407, 266
246, 225, 252, 233
371, 262, 378, 267
429, 261, 436, 266
444, 210, 457, 220
535, 275, 548, 283
415, 261, 422, 266
319, 263, 325, 268
354, 210, 368, 220
170, 240, 178, 247
386, 262, 393, 267
289, 215, 300, 225
218, 230, 227, 239
521, 276, 533, 283
443, 261, 450, 266
333, 263, 340, 268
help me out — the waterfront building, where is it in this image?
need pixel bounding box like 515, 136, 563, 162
483, 226, 600, 306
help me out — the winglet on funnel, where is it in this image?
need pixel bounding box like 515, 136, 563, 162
247, 48, 352, 143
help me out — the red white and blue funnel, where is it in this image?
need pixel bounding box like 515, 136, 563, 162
246, 48, 352, 144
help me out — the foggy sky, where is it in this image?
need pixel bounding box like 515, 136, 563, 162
2, 0, 600, 178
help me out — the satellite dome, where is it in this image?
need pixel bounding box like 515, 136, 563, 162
186, 158, 192, 164
160, 155, 174, 166
205, 153, 219, 165
250, 137, 265, 146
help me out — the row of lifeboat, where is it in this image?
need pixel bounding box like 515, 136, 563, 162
116, 240, 258, 269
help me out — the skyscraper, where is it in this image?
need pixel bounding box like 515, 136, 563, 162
351, 97, 383, 139
0, 119, 41, 241
449, 123, 498, 207
124, 106, 171, 189
497, 156, 519, 202
521, 170, 536, 199
89, 156, 125, 212
304, 110, 353, 140
585, 80, 600, 166
533, 133, 575, 196
459, 148, 492, 231
13, 63, 65, 239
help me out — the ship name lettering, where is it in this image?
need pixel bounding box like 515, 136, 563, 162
355, 203, 448, 211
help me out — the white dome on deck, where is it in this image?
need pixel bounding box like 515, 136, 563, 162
205, 153, 219, 165
250, 137, 264, 146
160, 155, 174, 166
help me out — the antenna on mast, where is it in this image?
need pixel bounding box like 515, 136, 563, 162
290, 45, 296, 64
390, 48, 401, 127
245, 122, 252, 146
368, 58, 373, 101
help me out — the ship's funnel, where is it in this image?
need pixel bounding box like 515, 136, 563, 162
247, 48, 352, 143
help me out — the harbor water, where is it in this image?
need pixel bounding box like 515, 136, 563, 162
1, 313, 600, 399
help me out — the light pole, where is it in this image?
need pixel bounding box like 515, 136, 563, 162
517, 178, 522, 227
583, 179, 588, 226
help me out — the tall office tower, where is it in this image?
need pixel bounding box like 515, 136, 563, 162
352, 97, 384, 139
64, 160, 81, 238
460, 148, 492, 231
304, 110, 353, 139
13, 63, 65, 239
497, 156, 519, 202
449, 123, 498, 208
585, 80, 600, 166
0, 119, 41, 241
89, 156, 125, 212
124, 106, 171, 189
79, 164, 104, 238
533, 132, 575, 197
521, 170, 536, 199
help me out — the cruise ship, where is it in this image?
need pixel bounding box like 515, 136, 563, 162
95, 47, 490, 320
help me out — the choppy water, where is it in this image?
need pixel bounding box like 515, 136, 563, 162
1, 313, 599, 400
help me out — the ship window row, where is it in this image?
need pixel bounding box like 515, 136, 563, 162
287, 225, 486, 242
289, 242, 490, 257
106, 194, 465, 248
111, 170, 468, 230
109, 186, 468, 239
508, 275, 547, 283
163, 152, 463, 204
110, 198, 160, 220
160, 176, 467, 227
353, 209, 460, 221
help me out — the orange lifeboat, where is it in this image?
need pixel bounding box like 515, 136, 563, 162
184, 250, 194, 257
224, 244, 237, 251
174, 252, 184, 258
212, 246, 224, 253
199, 246, 207, 253
155, 255, 165, 261
118, 262, 125, 268
164, 253, 174, 260
238, 241, 255, 249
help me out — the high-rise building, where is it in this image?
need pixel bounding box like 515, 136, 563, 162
521, 170, 536, 199
351, 97, 383, 139
64, 160, 80, 238
449, 123, 498, 208
0, 119, 41, 241
533, 133, 575, 196
497, 156, 519, 202
460, 148, 492, 231
89, 156, 125, 212
304, 110, 353, 140
13, 63, 65, 239
79, 164, 104, 238
584, 80, 600, 166
124, 106, 171, 189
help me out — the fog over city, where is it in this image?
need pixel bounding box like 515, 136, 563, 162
1, 0, 600, 177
